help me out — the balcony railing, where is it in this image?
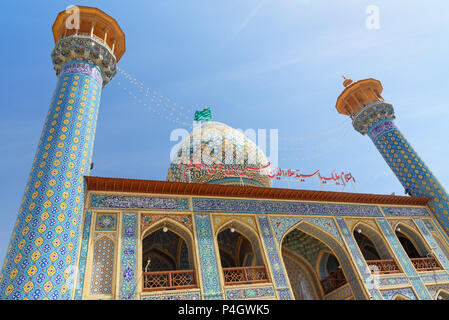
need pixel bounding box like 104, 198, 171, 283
320, 269, 347, 294
366, 259, 401, 274
411, 257, 442, 272
63, 32, 115, 56
223, 266, 269, 285
142, 270, 197, 291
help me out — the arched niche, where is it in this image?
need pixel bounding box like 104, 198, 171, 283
393, 223, 431, 259
141, 218, 196, 272
317, 250, 342, 280
282, 248, 323, 300
279, 220, 364, 300
352, 222, 392, 261
436, 289, 449, 300
216, 220, 265, 267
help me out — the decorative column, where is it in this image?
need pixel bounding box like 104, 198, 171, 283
118, 213, 138, 300
0, 6, 125, 300
193, 214, 223, 300
376, 219, 431, 300
257, 216, 294, 300
336, 77, 449, 236
73, 210, 92, 300
334, 218, 383, 300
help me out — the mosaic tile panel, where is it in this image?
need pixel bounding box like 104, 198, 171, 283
270, 217, 342, 246
142, 291, 201, 300
299, 220, 366, 300
193, 198, 382, 217
0, 61, 103, 300
414, 219, 449, 271
213, 215, 257, 233
225, 286, 275, 300
335, 218, 383, 300
276, 288, 292, 300
74, 211, 92, 300
433, 220, 449, 245
257, 216, 292, 300
119, 213, 137, 300
376, 275, 410, 288
382, 207, 430, 217
95, 213, 117, 231
426, 284, 449, 299
376, 218, 431, 300
304, 218, 343, 244
423, 219, 435, 231
193, 214, 223, 300
141, 214, 192, 233
269, 217, 302, 244
89, 236, 114, 295
90, 194, 189, 211
420, 272, 449, 283
387, 219, 416, 231
380, 287, 417, 300
325, 284, 353, 300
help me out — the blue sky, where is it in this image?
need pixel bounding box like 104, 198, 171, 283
1, 0, 449, 260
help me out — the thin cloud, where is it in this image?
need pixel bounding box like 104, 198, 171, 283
221, 0, 266, 47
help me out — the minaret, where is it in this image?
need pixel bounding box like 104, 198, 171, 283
336, 76, 449, 235
0, 6, 125, 299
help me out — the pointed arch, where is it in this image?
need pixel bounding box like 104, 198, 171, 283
393, 293, 411, 300
436, 289, 449, 300
282, 248, 323, 300
141, 217, 196, 271
394, 222, 431, 258
316, 250, 341, 280
352, 222, 392, 260
216, 219, 265, 266
278, 219, 365, 300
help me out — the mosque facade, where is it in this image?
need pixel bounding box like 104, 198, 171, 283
1, 6, 449, 300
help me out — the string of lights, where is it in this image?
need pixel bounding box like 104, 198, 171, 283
117, 66, 195, 121
115, 78, 193, 127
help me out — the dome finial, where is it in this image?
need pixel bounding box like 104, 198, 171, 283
342, 75, 354, 87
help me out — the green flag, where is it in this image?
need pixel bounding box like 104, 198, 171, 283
194, 107, 212, 121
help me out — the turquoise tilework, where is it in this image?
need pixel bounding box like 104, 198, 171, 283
335, 218, 383, 300
119, 213, 138, 300
257, 216, 293, 300
74, 210, 92, 300
370, 119, 449, 235
376, 218, 431, 299
0, 61, 103, 300
193, 214, 223, 300
414, 219, 449, 271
